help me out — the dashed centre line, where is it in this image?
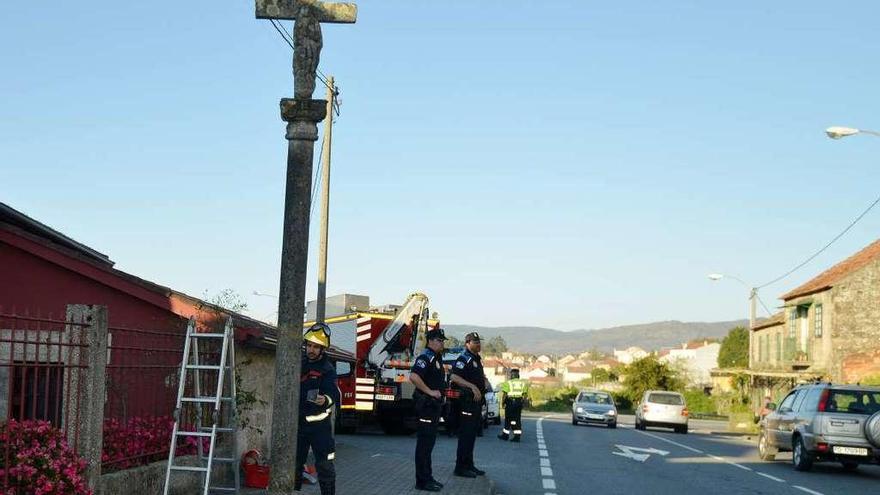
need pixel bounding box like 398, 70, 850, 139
626, 422, 826, 495
536, 417, 557, 495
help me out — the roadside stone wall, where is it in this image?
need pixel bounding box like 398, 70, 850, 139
831, 257, 880, 383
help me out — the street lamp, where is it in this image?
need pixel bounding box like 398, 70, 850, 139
707, 273, 757, 330
825, 126, 880, 140
252, 291, 278, 298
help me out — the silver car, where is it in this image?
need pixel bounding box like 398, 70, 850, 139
571, 389, 618, 428
759, 383, 880, 471
635, 390, 688, 434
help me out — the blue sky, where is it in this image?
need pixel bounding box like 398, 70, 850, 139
3, 1, 880, 330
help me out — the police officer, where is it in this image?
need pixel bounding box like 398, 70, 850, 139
450, 332, 489, 478
497, 368, 529, 442
409, 328, 448, 492
294, 323, 340, 495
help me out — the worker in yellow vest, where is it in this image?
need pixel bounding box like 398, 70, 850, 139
497, 369, 529, 442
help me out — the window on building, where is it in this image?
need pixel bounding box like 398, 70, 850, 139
814, 304, 823, 337
775, 332, 781, 361
789, 310, 797, 338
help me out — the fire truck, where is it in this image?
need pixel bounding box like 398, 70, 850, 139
303, 293, 439, 433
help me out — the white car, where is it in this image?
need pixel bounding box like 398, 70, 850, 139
635, 390, 689, 434
485, 390, 501, 425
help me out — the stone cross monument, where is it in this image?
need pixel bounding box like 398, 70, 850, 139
255, 1, 356, 493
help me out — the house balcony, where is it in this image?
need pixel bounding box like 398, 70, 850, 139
783, 337, 812, 370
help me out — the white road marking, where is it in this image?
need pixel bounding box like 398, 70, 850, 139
537, 416, 558, 494
756, 472, 785, 482
793, 486, 825, 495
612, 445, 670, 462
626, 423, 830, 494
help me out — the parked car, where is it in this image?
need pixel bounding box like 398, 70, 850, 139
485, 389, 501, 425
758, 383, 880, 472
571, 389, 618, 428
635, 390, 688, 433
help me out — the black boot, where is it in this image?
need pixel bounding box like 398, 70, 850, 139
319, 479, 335, 495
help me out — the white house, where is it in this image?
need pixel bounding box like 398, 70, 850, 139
613, 346, 648, 365
523, 363, 549, 379
561, 365, 592, 384
659, 341, 721, 386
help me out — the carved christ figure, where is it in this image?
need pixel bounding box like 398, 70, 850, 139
293, 3, 323, 99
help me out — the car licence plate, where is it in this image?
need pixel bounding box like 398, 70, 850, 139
375, 394, 395, 401
586, 413, 605, 420
832, 446, 869, 456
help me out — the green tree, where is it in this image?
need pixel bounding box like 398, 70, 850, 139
621, 355, 683, 404
717, 326, 749, 368
445, 335, 463, 349
482, 336, 508, 355
205, 288, 249, 314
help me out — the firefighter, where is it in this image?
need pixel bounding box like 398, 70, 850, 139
409, 327, 448, 492
450, 332, 489, 478
294, 323, 340, 495
497, 368, 529, 442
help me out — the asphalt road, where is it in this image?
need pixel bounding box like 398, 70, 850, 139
337, 413, 880, 494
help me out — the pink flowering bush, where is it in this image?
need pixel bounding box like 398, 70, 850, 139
0, 419, 91, 495
102, 416, 208, 472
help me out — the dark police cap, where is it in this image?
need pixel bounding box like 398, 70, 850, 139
465, 332, 481, 343
426, 328, 448, 341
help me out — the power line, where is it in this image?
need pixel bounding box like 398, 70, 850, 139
266, 20, 341, 100
269, 18, 294, 50
755, 293, 774, 316
758, 192, 880, 289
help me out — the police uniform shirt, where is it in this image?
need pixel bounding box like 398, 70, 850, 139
451, 349, 485, 392
411, 348, 445, 392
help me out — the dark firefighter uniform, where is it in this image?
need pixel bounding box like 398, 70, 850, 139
451, 333, 487, 477
294, 325, 340, 495
410, 328, 447, 491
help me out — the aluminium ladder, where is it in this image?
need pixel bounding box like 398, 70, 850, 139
163, 317, 240, 495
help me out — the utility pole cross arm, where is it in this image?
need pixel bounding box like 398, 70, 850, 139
256, 0, 357, 23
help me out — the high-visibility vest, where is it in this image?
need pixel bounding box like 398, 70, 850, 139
501, 379, 528, 398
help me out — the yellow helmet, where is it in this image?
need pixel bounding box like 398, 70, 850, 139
304, 323, 331, 348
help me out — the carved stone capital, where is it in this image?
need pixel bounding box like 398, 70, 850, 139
280, 98, 327, 141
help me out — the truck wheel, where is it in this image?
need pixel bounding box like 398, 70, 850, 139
792, 436, 814, 472
758, 431, 777, 461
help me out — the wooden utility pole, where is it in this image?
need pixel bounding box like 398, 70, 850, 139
316, 76, 335, 324
254, 1, 356, 493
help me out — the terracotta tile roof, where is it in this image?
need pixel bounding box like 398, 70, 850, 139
781, 238, 880, 301
752, 312, 784, 331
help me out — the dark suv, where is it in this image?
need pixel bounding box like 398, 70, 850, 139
759, 383, 880, 472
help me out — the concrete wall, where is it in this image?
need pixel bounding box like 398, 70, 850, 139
99, 456, 203, 495
831, 258, 880, 383
235, 344, 277, 458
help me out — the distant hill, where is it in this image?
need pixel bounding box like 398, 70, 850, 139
443, 320, 749, 355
